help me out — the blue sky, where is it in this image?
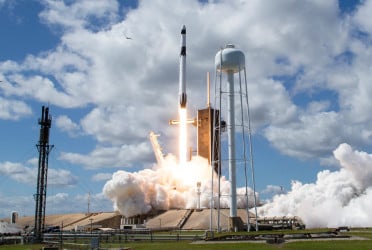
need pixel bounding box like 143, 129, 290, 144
1, 0, 372, 222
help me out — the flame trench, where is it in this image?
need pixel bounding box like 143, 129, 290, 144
179, 107, 187, 167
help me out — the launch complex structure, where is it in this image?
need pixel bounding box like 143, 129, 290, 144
29, 26, 259, 239
34, 106, 53, 242
166, 26, 258, 232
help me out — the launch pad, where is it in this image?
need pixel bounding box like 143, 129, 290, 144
137, 208, 254, 231
165, 27, 257, 232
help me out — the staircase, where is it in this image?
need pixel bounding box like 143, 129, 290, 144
176, 209, 193, 229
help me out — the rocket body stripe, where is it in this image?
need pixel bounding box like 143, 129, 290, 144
179, 25, 187, 108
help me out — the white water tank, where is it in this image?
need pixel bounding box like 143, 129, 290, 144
215, 44, 245, 73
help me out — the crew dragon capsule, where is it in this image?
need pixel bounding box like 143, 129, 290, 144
179, 25, 187, 108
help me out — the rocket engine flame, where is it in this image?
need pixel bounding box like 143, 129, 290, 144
179, 107, 187, 167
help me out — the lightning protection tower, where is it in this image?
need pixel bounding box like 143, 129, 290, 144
34, 106, 53, 242
213, 44, 258, 231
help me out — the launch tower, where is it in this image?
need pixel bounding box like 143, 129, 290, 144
34, 106, 53, 242
197, 73, 221, 175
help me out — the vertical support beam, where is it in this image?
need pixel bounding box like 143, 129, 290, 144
227, 72, 237, 218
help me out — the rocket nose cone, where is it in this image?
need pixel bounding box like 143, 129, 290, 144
181, 25, 186, 34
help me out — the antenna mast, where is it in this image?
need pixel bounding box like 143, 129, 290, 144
87, 192, 91, 214
34, 106, 54, 242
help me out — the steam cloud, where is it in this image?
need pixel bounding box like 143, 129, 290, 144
258, 143, 372, 228
104, 142, 372, 228
103, 155, 257, 218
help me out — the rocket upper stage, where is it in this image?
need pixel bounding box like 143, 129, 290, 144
179, 25, 187, 108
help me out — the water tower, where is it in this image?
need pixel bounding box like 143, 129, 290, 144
214, 44, 258, 231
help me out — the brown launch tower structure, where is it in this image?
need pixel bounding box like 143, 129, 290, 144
34, 106, 53, 242
197, 107, 220, 175
196, 73, 221, 175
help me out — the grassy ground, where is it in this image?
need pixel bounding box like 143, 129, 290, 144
1, 228, 371, 250
1, 240, 371, 250
0, 245, 44, 250
122, 240, 372, 250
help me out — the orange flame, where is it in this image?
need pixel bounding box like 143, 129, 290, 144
179, 107, 187, 167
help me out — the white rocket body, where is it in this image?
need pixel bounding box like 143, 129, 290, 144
179, 25, 187, 108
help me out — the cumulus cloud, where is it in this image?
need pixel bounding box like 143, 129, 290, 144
39, 0, 119, 31
0, 161, 34, 185
0, 97, 32, 120
264, 111, 345, 159
1, 0, 370, 165
353, 0, 372, 34
59, 142, 153, 169
0, 160, 77, 187
92, 173, 113, 182
55, 115, 80, 136
261, 185, 286, 196
49, 168, 78, 187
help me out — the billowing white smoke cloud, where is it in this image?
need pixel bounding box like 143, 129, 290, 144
103, 155, 257, 218
258, 143, 372, 228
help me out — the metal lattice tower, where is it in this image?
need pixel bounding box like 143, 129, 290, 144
34, 106, 53, 242
213, 44, 258, 231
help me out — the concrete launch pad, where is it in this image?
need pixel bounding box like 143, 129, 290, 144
145, 209, 255, 231
3, 209, 254, 232
5, 212, 121, 231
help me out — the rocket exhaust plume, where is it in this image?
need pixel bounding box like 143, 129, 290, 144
103, 155, 257, 218
179, 108, 187, 167
258, 143, 372, 228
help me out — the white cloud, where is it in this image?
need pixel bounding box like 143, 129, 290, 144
2, 74, 85, 107
261, 185, 286, 196
59, 143, 153, 169
39, 0, 119, 31
0, 0, 366, 165
79, 105, 173, 145
0, 97, 32, 120
0, 160, 78, 187
55, 115, 80, 136
248, 78, 297, 128
353, 0, 372, 34
264, 111, 345, 159
48, 168, 78, 187
92, 173, 112, 182
0, 161, 34, 184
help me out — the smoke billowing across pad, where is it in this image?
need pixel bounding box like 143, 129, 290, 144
258, 143, 372, 228
104, 142, 372, 228
103, 155, 256, 218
